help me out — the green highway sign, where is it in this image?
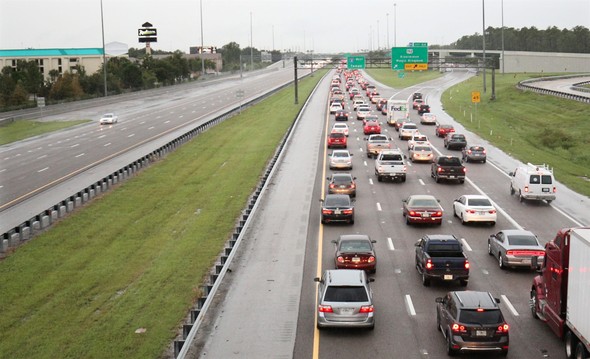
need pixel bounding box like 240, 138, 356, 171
398, 71, 405, 78
391, 46, 428, 70
347, 56, 366, 69
409, 42, 428, 47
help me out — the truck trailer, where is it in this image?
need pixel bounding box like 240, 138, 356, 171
530, 227, 590, 359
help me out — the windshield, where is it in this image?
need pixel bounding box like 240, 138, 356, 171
339, 240, 372, 252
333, 152, 349, 158
467, 198, 492, 206
410, 199, 439, 207
508, 235, 538, 246
459, 309, 503, 325
325, 196, 351, 207
413, 146, 431, 152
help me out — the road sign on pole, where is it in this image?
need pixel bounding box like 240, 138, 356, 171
404, 63, 428, 71
347, 56, 366, 69
391, 46, 428, 70
471, 91, 481, 103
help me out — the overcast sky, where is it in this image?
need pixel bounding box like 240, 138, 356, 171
1, 0, 588, 53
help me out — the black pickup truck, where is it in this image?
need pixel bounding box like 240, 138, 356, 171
431, 155, 466, 184
414, 234, 470, 287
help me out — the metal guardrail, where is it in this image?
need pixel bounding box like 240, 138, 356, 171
517, 74, 590, 103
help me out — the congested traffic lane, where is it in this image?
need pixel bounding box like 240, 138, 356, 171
295, 69, 579, 359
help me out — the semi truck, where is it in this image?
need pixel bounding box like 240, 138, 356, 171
386, 99, 408, 127
530, 227, 590, 359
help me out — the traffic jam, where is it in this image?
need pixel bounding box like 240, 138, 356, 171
315, 66, 588, 358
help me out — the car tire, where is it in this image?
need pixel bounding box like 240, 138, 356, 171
406, 216, 411, 225
499, 254, 506, 269
435, 176, 441, 183
519, 191, 525, 202
490, 221, 496, 226
460, 279, 468, 287
349, 219, 354, 225
510, 185, 515, 195
377, 175, 382, 182
401, 176, 406, 183
459, 179, 465, 184
488, 240, 493, 255
530, 289, 540, 319
483, 159, 487, 163
436, 313, 442, 332
464, 157, 469, 163
501, 349, 509, 357
460, 214, 466, 225
453, 207, 458, 217
546, 200, 553, 204
422, 272, 431, 286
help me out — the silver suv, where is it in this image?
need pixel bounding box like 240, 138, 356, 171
314, 269, 375, 330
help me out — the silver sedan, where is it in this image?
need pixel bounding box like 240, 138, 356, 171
487, 229, 545, 269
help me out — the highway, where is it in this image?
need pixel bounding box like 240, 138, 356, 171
0, 62, 305, 235
191, 69, 589, 359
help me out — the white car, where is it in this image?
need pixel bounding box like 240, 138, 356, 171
99, 113, 118, 125
329, 150, 353, 170
398, 122, 418, 140
331, 123, 349, 137
407, 133, 429, 150
452, 194, 497, 225
420, 113, 437, 125
356, 105, 371, 120
329, 103, 343, 114
353, 100, 366, 111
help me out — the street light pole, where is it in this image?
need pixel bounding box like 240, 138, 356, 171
200, 0, 205, 77
501, 0, 505, 74
100, 0, 107, 97
394, 3, 397, 47
386, 13, 390, 49
250, 12, 253, 71
482, 0, 487, 93
377, 20, 380, 50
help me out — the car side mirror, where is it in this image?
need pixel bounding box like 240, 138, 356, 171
414, 241, 421, 247
319, 198, 324, 203
368, 278, 375, 282
326, 177, 330, 180
331, 239, 337, 244
314, 277, 323, 283
353, 177, 357, 180
509, 172, 514, 176
435, 297, 444, 303
531, 256, 543, 271
495, 297, 501, 304
371, 240, 377, 243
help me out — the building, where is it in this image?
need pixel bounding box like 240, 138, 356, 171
0, 48, 110, 80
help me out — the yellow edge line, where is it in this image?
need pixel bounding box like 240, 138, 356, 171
312, 85, 332, 359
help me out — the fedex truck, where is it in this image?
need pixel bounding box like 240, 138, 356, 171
386, 99, 409, 127
531, 228, 590, 359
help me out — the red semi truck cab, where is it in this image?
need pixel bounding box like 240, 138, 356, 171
530, 227, 590, 359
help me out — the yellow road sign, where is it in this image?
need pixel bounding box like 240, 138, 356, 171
404, 63, 428, 70
471, 91, 481, 103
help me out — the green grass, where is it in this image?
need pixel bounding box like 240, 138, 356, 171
0, 71, 326, 359
0, 120, 90, 145
441, 73, 590, 196
365, 69, 443, 88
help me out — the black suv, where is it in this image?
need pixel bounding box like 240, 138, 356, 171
436, 291, 509, 356
412, 92, 423, 100
417, 104, 430, 115
444, 133, 467, 150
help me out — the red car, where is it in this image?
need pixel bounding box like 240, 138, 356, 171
363, 120, 381, 135
327, 132, 347, 148
332, 234, 377, 273
436, 124, 455, 138
402, 194, 444, 225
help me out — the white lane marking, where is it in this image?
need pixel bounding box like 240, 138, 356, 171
405, 295, 417, 316
179, 115, 184, 119
460, 238, 472, 251
418, 179, 425, 186
394, 268, 401, 274
465, 176, 523, 230
128, 134, 135, 138
165, 120, 171, 124
70, 144, 79, 148
38, 167, 49, 173
119, 127, 128, 131
104, 143, 111, 147
481, 269, 489, 275
148, 126, 155, 130
501, 295, 520, 316
369, 178, 374, 185
37, 155, 47, 160
98, 135, 106, 139
75, 153, 85, 158
0, 168, 5, 173
363, 160, 368, 167
387, 237, 395, 250
376, 202, 382, 211
192, 110, 196, 113
140, 121, 146, 124
156, 116, 161, 119
407, 161, 412, 167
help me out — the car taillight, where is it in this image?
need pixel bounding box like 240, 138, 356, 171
451, 323, 467, 333
466, 209, 476, 214
342, 209, 353, 215
329, 184, 335, 189
359, 305, 374, 313
368, 256, 375, 263
467, 150, 472, 154
432, 211, 443, 217
464, 260, 470, 269
350, 183, 356, 189
437, 167, 443, 173
322, 209, 333, 215
337, 256, 344, 263
524, 185, 529, 193
318, 305, 333, 313
482, 149, 487, 154
462, 167, 467, 173
408, 210, 417, 216
489, 209, 496, 214
553, 187, 557, 193
507, 250, 545, 256
496, 324, 510, 333
426, 259, 434, 269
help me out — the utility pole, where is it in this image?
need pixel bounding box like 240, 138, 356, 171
250, 12, 253, 71
294, 56, 298, 104
482, 0, 487, 93
200, 0, 205, 77
100, 0, 107, 97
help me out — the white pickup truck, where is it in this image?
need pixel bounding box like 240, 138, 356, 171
375, 149, 407, 182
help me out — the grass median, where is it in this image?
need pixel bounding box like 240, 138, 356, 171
365, 69, 443, 89
0, 70, 326, 359
441, 73, 590, 197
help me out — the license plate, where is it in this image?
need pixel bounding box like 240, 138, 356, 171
450, 176, 456, 178
341, 308, 354, 315
476, 330, 487, 337
444, 274, 453, 280
478, 211, 487, 215
522, 259, 531, 264
352, 257, 360, 263
422, 213, 430, 218
335, 209, 341, 214
542, 188, 550, 192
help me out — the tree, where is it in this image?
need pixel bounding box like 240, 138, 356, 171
14, 60, 44, 96
219, 42, 241, 70
49, 72, 84, 100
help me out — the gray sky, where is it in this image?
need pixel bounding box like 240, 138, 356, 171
1, 0, 588, 53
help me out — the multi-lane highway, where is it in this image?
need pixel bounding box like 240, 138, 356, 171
0, 63, 304, 235
191, 69, 589, 359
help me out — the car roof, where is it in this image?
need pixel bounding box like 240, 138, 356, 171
339, 234, 370, 242
332, 149, 350, 155
324, 269, 367, 285
331, 173, 353, 179
499, 229, 536, 236
462, 194, 489, 200
409, 194, 437, 201
451, 291, 499, 309
424, 234, 457, 241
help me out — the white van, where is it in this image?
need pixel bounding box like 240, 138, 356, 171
509, 163, 556, 203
